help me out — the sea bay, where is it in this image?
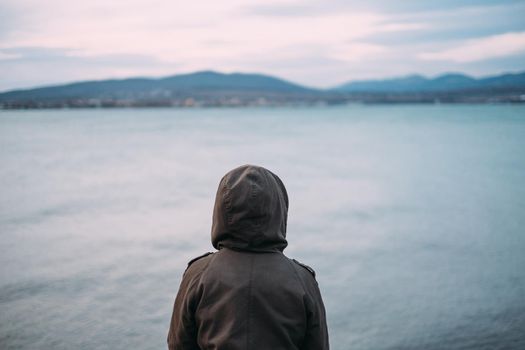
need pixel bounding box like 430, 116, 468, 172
1, 105, 524, 349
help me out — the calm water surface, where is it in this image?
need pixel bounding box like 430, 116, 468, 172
1, 105, 524, 349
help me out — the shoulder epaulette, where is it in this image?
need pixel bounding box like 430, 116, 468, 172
292, 258, 316, 278
186, 252, 214, 269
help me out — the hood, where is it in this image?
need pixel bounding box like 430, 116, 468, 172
211, 165, 288, 252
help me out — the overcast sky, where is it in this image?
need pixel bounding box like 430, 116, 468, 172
1, 0, 525, 91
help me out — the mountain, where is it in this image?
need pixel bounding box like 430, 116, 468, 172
0, 71, 316, 102
335, 72, 525, 92
1, 70, 524, 108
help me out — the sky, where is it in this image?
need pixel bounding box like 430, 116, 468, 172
1, 0, 525, 91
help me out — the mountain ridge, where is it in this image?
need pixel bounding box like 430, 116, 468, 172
334, 71, 525, 92
0, 71, 317, 100
1, 70, 524, 107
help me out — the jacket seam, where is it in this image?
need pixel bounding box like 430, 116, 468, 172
283, 255, 310, 348
193, 253, 217, 325
196, 253, 216, 287
284, 256, 309, 297
246, 254, 254, 350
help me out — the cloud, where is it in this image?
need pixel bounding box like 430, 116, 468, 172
0, 46, 180, 91
243, 0, 521, 16
367, 2, 525, 45
329, 42, 388, 62
0, 0, 524, 90
419, 31, 525, 62
0, 52, 21, 60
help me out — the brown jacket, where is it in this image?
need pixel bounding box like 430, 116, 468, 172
168, 165, 329, 350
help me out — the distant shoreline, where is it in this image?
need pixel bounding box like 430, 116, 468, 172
1, 70, 524, 109
2, 94, 524, 110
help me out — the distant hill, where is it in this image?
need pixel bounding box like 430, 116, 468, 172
1, 70, 524, 108
0, 71, 317, 102
334, 72, 525, 92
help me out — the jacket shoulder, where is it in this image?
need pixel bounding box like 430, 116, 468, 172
291, 258, 316, 279
185, 252, 214, 271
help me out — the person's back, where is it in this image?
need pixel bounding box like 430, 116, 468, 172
168, 165, 329, 350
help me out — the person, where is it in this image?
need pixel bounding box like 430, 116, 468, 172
167, 164, 329, 350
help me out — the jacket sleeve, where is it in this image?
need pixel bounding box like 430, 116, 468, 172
302, 279, 330, 350
167, 268, 202, 350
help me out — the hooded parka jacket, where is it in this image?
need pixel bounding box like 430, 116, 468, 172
168, 165, 329, 350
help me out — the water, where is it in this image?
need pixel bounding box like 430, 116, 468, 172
1, 105, 524, 350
